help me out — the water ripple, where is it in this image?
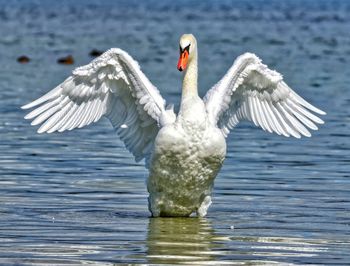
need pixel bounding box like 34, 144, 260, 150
0, 0, 349, 264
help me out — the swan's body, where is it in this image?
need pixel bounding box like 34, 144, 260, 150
22, 34, 325, 217
148, 96, 226, 216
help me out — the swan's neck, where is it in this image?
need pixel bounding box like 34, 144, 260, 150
181, 51, 198, 100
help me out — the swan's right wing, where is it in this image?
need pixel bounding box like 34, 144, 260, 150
22, 48, 167, 163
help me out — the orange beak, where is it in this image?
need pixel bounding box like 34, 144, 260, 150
177, 50, 189, 72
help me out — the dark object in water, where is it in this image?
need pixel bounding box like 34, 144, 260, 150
57, 55, 74, 65
17, 55, 30, 64
89, 49, 104, 57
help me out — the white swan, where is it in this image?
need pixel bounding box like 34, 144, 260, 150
22, 34, 325, 217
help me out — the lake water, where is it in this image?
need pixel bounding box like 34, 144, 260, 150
0, 0, 349, 264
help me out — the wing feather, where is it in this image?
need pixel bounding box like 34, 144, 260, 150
204, 52, 325, 138
286, 99, 318, 130
270, 103, 290, 137
262, 101, 281, 135
22, 48, 169, 164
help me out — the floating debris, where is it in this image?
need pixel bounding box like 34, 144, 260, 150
17, 55, 30, 64
89, 49, 104, 57
57, 55, 74, 65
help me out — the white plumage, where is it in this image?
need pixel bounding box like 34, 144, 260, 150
22, 34, 325, 217
23, 48, 166, 163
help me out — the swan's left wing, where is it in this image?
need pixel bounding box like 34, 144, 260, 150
204, 53, 325, 138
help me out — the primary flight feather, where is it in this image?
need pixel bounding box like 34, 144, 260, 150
22, 34, 325, 217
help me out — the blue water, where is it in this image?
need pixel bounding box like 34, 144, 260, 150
0, 0, 349, 264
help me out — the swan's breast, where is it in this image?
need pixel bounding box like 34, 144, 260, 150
152, 123, 226, 166
147, 123, 226, 216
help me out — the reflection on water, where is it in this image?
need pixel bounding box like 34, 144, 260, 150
145, 218, 335, 265
146, 218, 220, 264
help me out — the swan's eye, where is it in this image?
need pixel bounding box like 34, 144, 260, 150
179, 44, 190, 54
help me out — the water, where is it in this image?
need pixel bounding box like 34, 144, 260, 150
0, 0, 349, 264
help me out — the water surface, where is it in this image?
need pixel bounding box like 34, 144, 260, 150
0, 0, 349, 264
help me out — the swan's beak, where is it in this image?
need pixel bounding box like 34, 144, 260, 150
177, 50, 189, 72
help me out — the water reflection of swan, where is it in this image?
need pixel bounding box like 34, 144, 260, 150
22, 34, 325, 217
146, 218, 222, 264
145, 218, 330, 264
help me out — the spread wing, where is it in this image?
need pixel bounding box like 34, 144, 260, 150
204, 53, 325, 138
22, 48, 167, 163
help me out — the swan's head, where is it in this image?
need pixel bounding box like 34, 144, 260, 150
177, 34, 197, 72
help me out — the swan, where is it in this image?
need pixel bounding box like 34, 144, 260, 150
22, 34, 325, 217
